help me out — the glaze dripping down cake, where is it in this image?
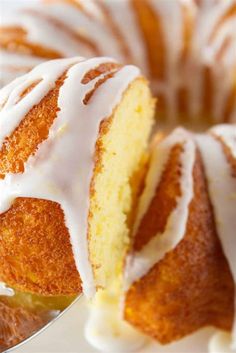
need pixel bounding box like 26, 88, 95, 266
0, 0, 236, 126
0, 57, 155, 297
0, 57, 235, 352
125, 126, 236, 344
0, 0, 236, 352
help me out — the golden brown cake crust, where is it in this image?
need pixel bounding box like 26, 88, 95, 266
125, 147, 234, 344
0, 8, 100, 59
0, 61, 140, 296
0, 26, 62, 59
0, 73, 66, 176
131, 144, 182, 251
0, 198, 82, 295
0, 71, 82, 295
0, 63, 123, 295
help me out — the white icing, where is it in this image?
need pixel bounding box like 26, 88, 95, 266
125, 128, 195, 287
85, 291, 148, 353
75, 0, 104, 21
0, 0, 236, 348
1, 7, 94, 58
0, 57, 81, 148
0, 57, 140, 297
0, 50, 44, 87
1, 0, 236, 123
212, 124, 236, 158
41, 2, 125, 62
150, 0, 189, 122
210, 16, 236, 122
0, 282, 14, 297
103, 0, 148, 76
0, 50, 44, 68
189, 0, 236, 122
192, 1, 231, 57
209, 331, 236, 353
195, 128, 236, 349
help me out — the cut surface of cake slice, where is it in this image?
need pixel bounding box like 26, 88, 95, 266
0, 57, 155, 297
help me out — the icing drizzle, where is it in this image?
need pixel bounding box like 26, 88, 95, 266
125, 128, 196, 287
196, 125, 236, 349
0, 56, 140, 297
125, 124, 236, 350
1, 0, 236, 123
0, 50, 44, 88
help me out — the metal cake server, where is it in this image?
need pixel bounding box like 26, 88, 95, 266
3, 295, 81, 353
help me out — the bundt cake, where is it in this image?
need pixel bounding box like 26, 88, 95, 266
0, 50, 44, 88
84, 124, 236, 352
0, 0, 236, 125
0, 0, 236, 352
0, 56, 155, 297
124, 126, 236, 344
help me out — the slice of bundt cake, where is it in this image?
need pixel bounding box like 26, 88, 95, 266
124, 126, 236, 344
0, 56, 155, 297
1, 0, 236, 126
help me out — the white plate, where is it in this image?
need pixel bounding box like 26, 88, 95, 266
12, 296, 213, 353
